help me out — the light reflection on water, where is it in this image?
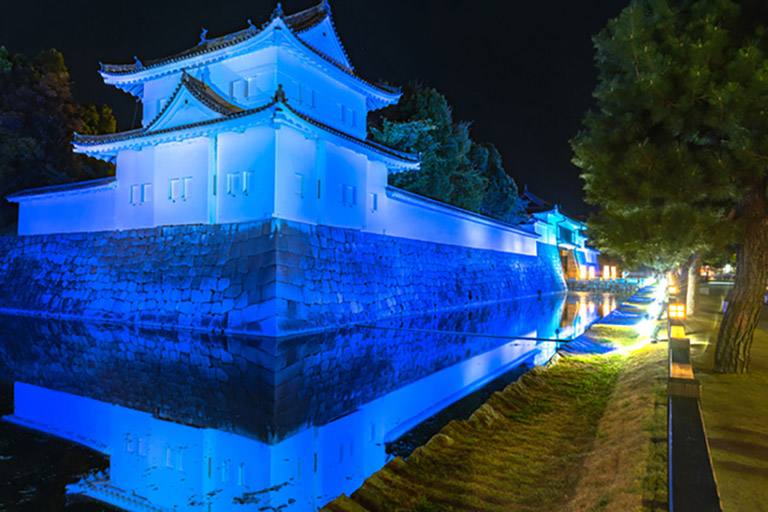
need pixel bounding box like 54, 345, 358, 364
0, 291, 621, 511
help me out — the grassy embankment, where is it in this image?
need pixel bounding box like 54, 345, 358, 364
325, 292, 668, 512
686, 285, 768, 512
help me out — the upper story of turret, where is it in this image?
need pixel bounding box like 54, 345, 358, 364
98, 1, 400, 139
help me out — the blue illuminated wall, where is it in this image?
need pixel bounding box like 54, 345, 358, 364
0, 219, 565, 336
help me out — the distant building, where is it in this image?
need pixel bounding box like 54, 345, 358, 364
520, 186, 600, 279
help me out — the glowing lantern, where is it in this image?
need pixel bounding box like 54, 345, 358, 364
670, 324, 686, 339
668, 303, 686, 320
668, 284, 678, 295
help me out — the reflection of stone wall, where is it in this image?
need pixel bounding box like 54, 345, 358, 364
0, 295, 561, 442
0, 219, 565, 336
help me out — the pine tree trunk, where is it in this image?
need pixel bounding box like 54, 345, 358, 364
714, 182, 768, 374
686, 252, 702, 316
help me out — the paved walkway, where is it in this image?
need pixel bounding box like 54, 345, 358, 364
688, 285, 768, 512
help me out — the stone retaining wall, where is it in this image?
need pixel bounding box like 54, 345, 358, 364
0, 219, 565, 336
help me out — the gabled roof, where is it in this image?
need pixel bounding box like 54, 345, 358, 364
73, 92, 419, 169
7, 177, 117, 203
144, 73, 243, 133
99, 1, 395, 100
520, 185, 555, 214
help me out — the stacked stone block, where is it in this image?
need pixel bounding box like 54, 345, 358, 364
0, 219, 565, 336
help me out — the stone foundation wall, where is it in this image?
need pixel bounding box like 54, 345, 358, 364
0, 219, 565, 336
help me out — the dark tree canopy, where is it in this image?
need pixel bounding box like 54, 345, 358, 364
572, 0, 768, 373
0, 46, 115, 233
369, 84, 526, 224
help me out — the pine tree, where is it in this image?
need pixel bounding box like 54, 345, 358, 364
0, 47, 116, 232
572, 0, 768, 373
370, 83, 526, 223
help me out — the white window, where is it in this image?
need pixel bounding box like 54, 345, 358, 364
299, 85, 316, 108
168, 178, 181, 200
238, 463, 245, 487
246, 76, 260, 98
182, 176, 193, 199
222, 460, 229, 482
130, 185, 141, 205
165, 448, 174, 469
340, 105, 356, 127
227, 173, 242, 196
243, 171, 252, 195
178, 450, 184, 472
339, 183, 357, 206
141, 183, 152, 203
370, 193, 378, 212
229, 79, 246, 101
138, 438, 146, 457
125, 438, 134, 453
295, 173, 304, 198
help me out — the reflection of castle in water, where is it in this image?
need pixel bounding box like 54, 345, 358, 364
0, 292, 614, 511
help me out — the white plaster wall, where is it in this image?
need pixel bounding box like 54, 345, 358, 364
323, 141, 367, 230
143, 74, 183, 125
136, 40, 368, 138
206, 47, 278, 109
153, 138, 209, 227
16, 188, 116, 236
116, 148, 155, 230
276, 48, 367, 139
274, 126, 317, 223
216, 126, 276, 224
366, 187, 538, 256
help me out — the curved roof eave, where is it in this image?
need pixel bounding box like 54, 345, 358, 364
73, 98, 419, 169
99, 9, 399, 102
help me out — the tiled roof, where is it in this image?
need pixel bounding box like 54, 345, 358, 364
142, 73, 243, 131
100, 1, 398, 97
521, 186, 555, 214
74, 100, 278, 146
6, 177, 117, 202
183, 73, 244, 115
281, 103, 417, 163
74, 97, 418, 165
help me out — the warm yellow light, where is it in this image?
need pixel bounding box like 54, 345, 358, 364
670, 324, 686, 339
579, 266, 587, 280
668, 285, 678, 295
668, 303, 686, 319
603, 265, 610, 279
610, 266, 617, 280
588, 267, 596, 279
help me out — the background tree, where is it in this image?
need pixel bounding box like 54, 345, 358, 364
572, 0, 768, 373
0, 46, 115, 233
370, 83, 527, 223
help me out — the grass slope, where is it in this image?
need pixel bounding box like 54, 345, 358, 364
325, 338, 668, 512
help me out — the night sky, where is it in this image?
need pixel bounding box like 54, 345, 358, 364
1, 0, 627, 216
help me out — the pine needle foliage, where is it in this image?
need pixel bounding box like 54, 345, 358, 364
370, 83, 526, 224
572, 0, 768, 372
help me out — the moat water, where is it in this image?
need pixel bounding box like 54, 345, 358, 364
0, 291, 622, 511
